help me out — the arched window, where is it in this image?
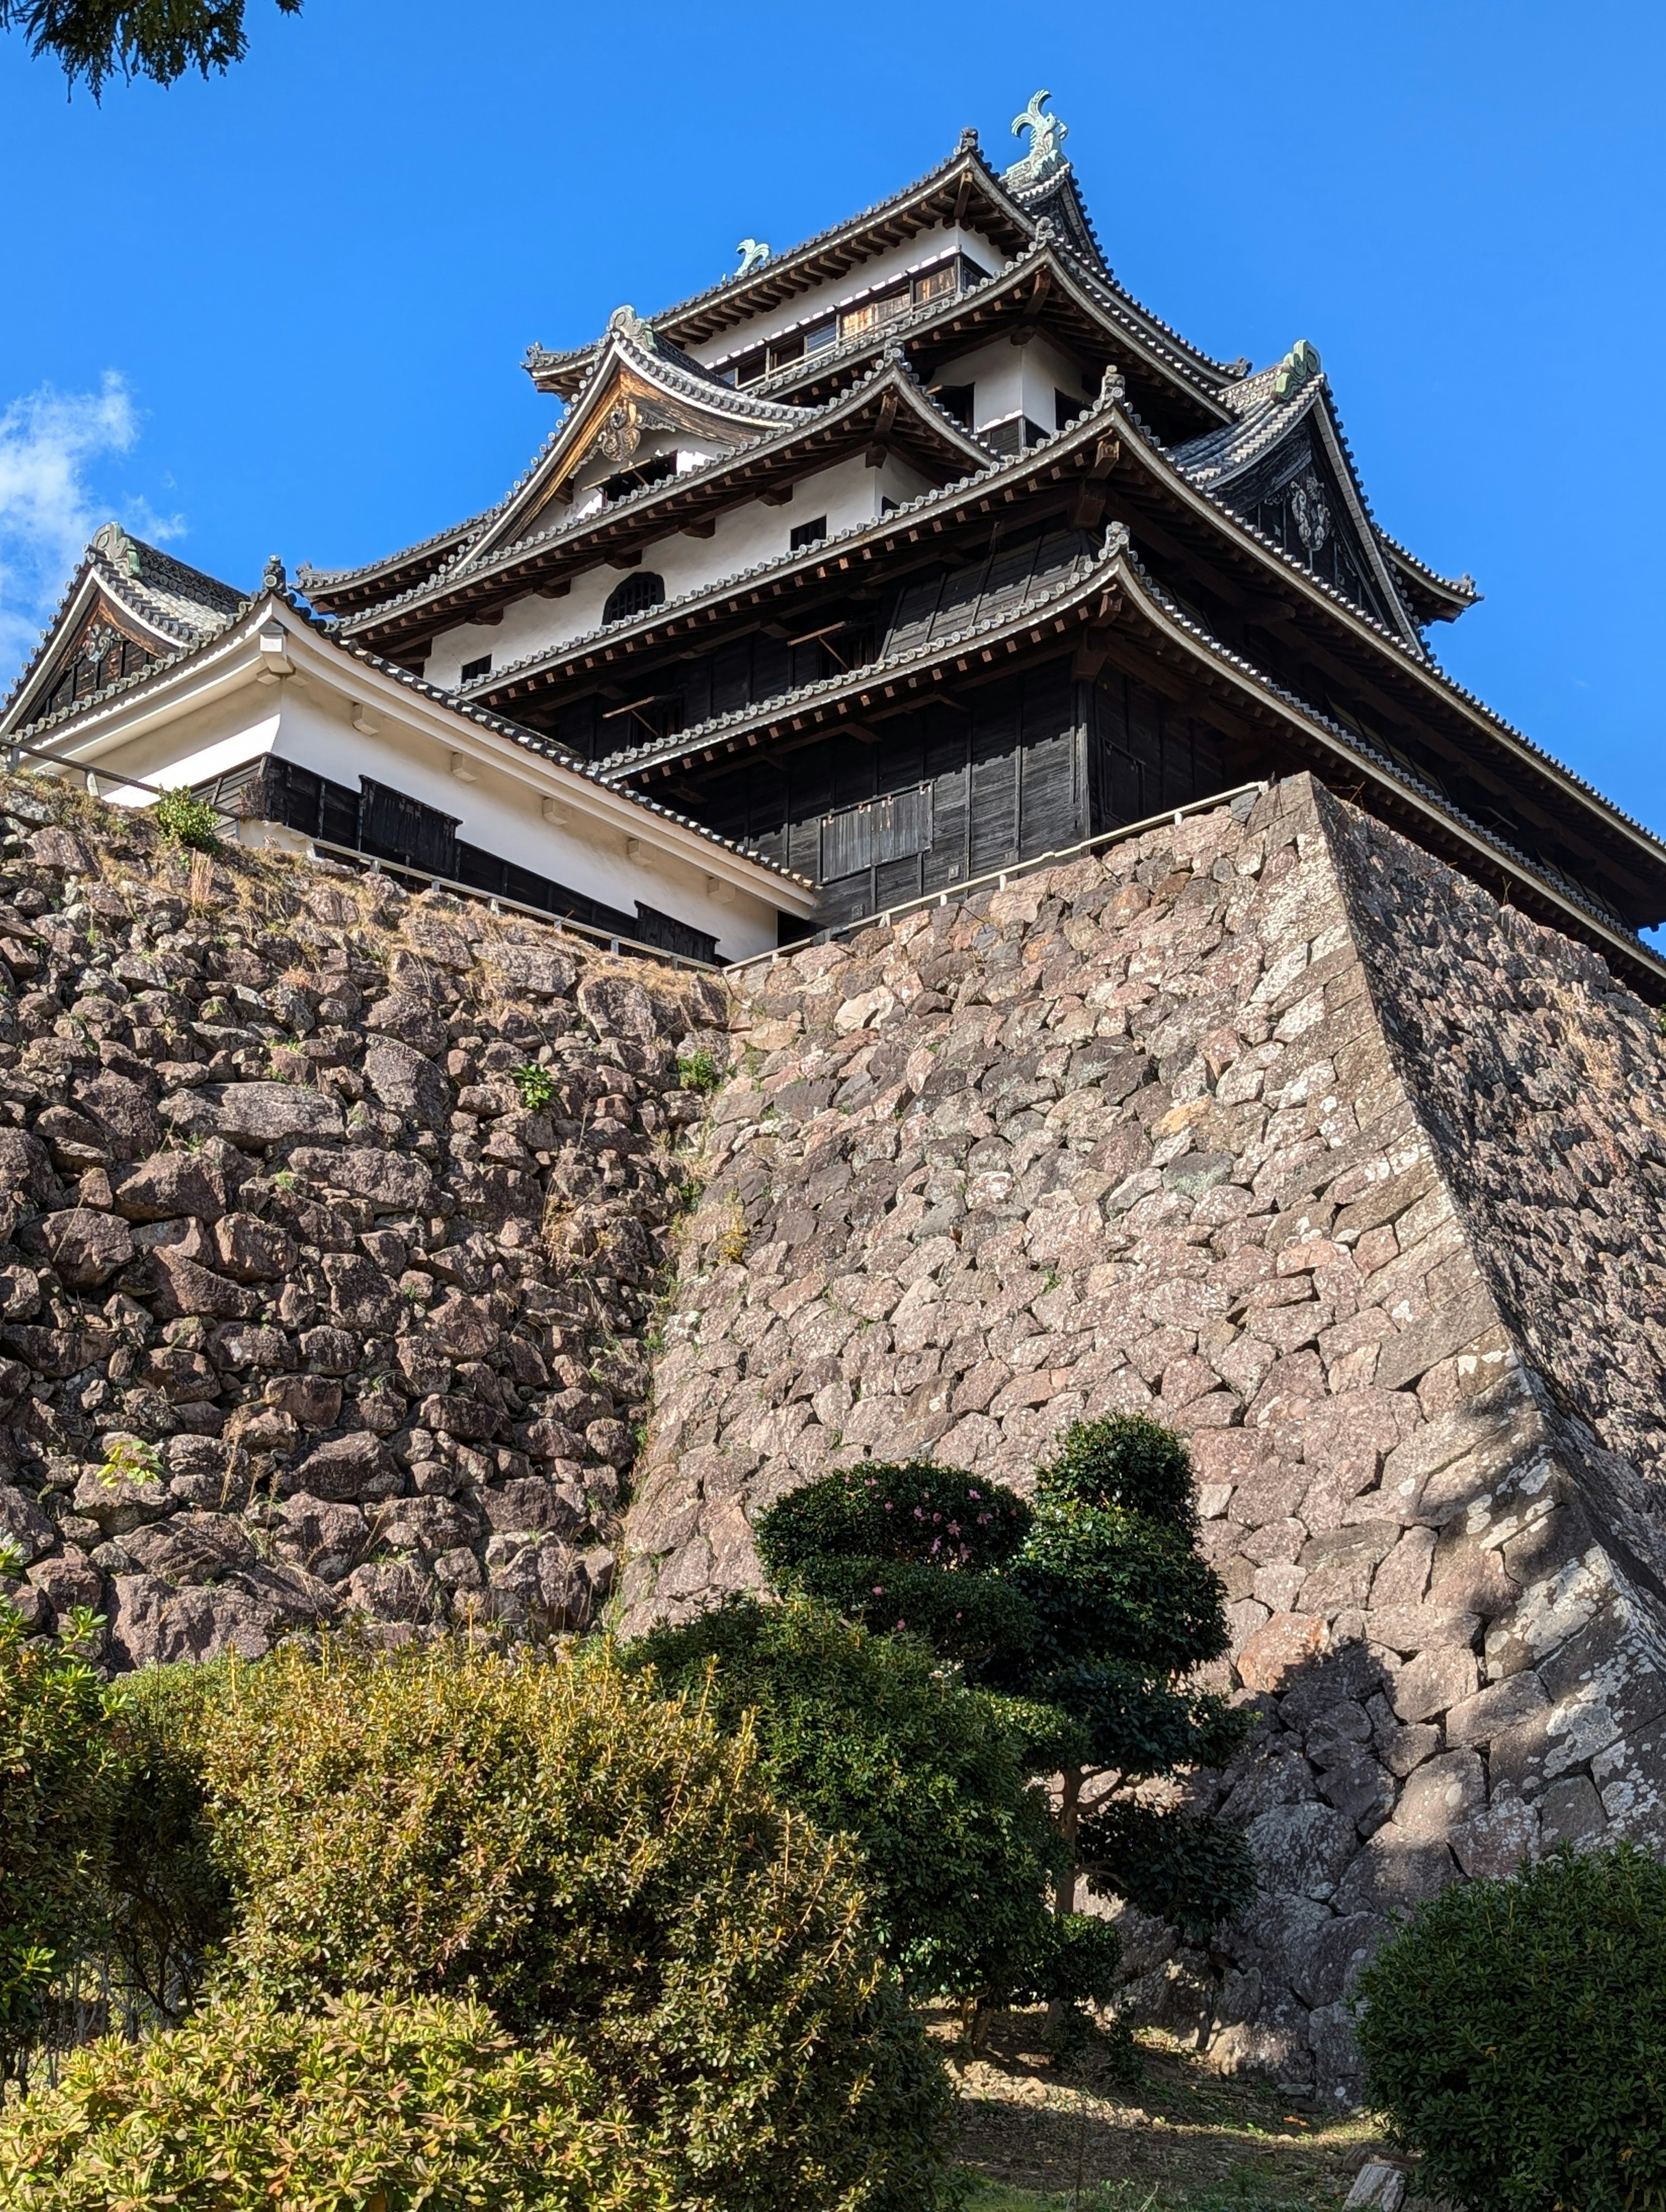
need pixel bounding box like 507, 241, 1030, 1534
603, 572, 666, 625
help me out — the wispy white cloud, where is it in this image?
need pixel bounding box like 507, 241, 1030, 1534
0, 373, 173, 679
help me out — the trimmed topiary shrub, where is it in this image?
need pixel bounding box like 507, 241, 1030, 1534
630, 1592, 1063, 2000
190, 1637, 956, 2212
1354, 1843, 1666, 2212
0, 1991, 670, 2211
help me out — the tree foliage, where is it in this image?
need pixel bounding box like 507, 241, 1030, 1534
1354, 1844, 1666, 2212
0, 1603, 126, 2059
0, 0, 300, 97
747, 1417, 1256, 2014
631, 1593, 1063, 2000
189, 1636, 955, 2212
0, 1992, 673, 2212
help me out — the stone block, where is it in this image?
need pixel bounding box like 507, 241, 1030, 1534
1238, 1611, 1328, 1693
1391, 1750, 1486, 1839
1389, 1645, 1478, 1723
282, 1432, 402, 1504
1245, 1800, 1358, 1901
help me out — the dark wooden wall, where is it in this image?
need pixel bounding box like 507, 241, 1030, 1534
682, 654, 1236, 935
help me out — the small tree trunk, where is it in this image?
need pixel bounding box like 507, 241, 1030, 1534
1054, 1765, 1082, 1916
1045, 1767, 1083, 2038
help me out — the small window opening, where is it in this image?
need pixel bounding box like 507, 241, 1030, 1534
932, 383, 974, 428
599, 452, 677, 506
803, 317, 838, 354
790, 516, 828, 551
603, 571, 667, 625
460, 654, 492, 684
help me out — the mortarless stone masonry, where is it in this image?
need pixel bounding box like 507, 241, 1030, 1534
620, 771, 1666, 2101
0, 779, 725, 1669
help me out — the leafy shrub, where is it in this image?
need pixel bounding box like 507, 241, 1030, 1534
759, 1462, 1036, 1658
750, 1420, 1254, 2017
102, 1662, 233, 2023
676, 1047, 721, 1093
0, 1606, 126, 2058
1354, 1844, 1666, 2212
192, 1637, 956, 2212
513, 1060, 558, 1110
0, 1991, 671, 2211
631, 1594, 1062, 1999
153, 788, 221, 854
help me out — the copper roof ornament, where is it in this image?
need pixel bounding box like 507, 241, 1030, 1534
606, 305, 659, 355
1273, 338, 1323, 401
92, 520, 143, 580
733, 239, 771, 278
1005, 91, 1068, 189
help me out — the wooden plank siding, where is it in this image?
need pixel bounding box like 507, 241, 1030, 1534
690, 655, 1233, 934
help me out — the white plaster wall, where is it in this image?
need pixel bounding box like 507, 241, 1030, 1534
428, 448, 929, 689
269, 686, 779, 961
76, 694, 279, 798
930, 330, 1089, 435
687, 225, 1007, 372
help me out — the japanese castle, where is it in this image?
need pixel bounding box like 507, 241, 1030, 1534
7, 95, 1664, 984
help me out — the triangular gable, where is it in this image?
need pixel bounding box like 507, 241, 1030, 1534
469, 310, 812, 567
2, 524, 244, 737
1172, 366, 1423, 651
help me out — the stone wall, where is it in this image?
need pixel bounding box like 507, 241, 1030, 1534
0, 779, 723, 1668
621, 772, 1666, 2104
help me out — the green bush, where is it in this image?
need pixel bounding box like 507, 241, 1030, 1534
752, 1420, 1253, 1983
1354, 1844, 1666, 2212
103, 1662, 233, 2022
676, 1047, 722, 1093
0, 1991, 671, 2211
512, 1061, 558, 1110
631, 1594, 1062, 1999
153, 787, 222, 853
0, 1604, 126, 2057
192, 1637, 955, 2212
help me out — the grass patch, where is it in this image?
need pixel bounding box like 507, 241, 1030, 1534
943, 2012, 1384, 2210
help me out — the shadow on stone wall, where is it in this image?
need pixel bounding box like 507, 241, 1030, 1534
621, 772, 1666, 2098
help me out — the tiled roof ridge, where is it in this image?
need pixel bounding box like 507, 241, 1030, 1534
342, 347, 988, 634
634, 140, 1013, 341
461, 373, 1111, 697
1374, 526, 1477, 602
298, 507, 501, 597
591, 514, 1113, 779
1170, 379, 1325, 484
126, 540, 246, 622
1042, 231, 1240, 384
1007, 162, 1110, 271
6, 591, 810, 890
1133, 563, 1649, 949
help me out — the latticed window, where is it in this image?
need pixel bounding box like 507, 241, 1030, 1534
603, 572, 666, 624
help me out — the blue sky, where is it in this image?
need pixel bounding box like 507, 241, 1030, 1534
1, 0, 1661, 829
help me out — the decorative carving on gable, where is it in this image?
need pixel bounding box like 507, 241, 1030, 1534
30, 600, 155, 726
1289, 470, 1331, 554
595, 399, 643, 465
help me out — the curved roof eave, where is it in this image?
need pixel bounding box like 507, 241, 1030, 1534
7, 592, 814, 899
